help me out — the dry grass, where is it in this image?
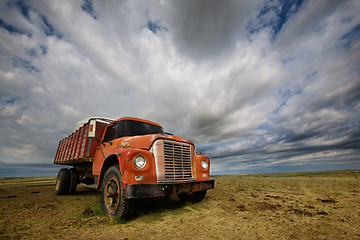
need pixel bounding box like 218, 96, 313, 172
0, 170, 359, 239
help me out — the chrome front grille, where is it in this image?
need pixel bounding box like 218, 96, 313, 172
163, 140, 192, 180
152, 139, 194, 182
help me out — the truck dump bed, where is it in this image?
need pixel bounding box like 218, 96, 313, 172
54, 118, 112, 165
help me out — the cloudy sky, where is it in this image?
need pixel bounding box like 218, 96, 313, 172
0, 0, 359, 177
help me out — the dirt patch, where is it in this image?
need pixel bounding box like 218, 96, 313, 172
83, 208, 95, 217
317, 210, 328, 215
1, 195, 18, 198
254, 201, 282, 211
318, 198, 337, 203
236, 204, 247, 211
287, 208, 314, 217
264, 194, 281, 199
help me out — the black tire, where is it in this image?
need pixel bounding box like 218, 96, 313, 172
55, 168, 70, 195
68, 168, 78, 194
178, 190, 207, 203
101, 165, 133, 219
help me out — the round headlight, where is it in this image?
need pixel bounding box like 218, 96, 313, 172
134, 155, 146, 169
201, 159, 208, 170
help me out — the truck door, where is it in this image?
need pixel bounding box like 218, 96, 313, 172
92, 122, 118, 175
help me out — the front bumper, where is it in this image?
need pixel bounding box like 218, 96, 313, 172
125, 179, 215, 199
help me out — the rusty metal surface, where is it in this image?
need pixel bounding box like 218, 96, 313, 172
124, 179, 215, 199
54, 120, 108, 165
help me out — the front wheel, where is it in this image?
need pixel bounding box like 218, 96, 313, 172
178, 190, 207, 203
101, 165, 133, 219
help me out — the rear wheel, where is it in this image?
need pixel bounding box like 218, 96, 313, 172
55, 168, 70, 195
178, 190, 207, 203
101, 165, 133, 219
68, 168, 78, 194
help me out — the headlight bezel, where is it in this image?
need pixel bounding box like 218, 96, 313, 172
201, 159, 208, 170
133, 154, 147, 169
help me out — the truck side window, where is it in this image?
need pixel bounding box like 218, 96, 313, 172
103, 124, 116, 142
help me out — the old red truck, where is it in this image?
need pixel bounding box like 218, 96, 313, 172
54, 117, 214, 219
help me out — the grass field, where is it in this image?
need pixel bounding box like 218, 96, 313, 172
0, 170, 359, 239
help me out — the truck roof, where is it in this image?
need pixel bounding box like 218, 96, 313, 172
73, 117, 163, 132
115, 117, 163, 129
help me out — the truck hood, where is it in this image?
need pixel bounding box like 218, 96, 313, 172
120, 134, 194, 150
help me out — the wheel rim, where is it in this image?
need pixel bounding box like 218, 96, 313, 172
105, 177, 120, 211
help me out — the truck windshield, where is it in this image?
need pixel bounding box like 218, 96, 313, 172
115, 120, 164, 138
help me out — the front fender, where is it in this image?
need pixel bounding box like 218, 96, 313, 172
97, 148, 157, 190
195, 155, 211, 181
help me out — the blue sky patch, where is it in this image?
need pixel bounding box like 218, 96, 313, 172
281, 57, 295, 65
12, 56, 40, 73
81, 0, 97, 20
247, 0, 304, 40
1, 96, 19, 105
145, 11, 167, 34
340, 23, 360, 50
40, 45, 47, 55
0, 18, 30, 37
306, 71, 318, 80
2, 2, 62, 39
14, 0, 31, 20
147, 19, 167, 34
26, 49, 37, 58
274, 85, 304, 113
41, 15, 63, 39
272, 0, 304, 36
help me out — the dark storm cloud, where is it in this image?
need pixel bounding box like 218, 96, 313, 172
154, 0, 261, 61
